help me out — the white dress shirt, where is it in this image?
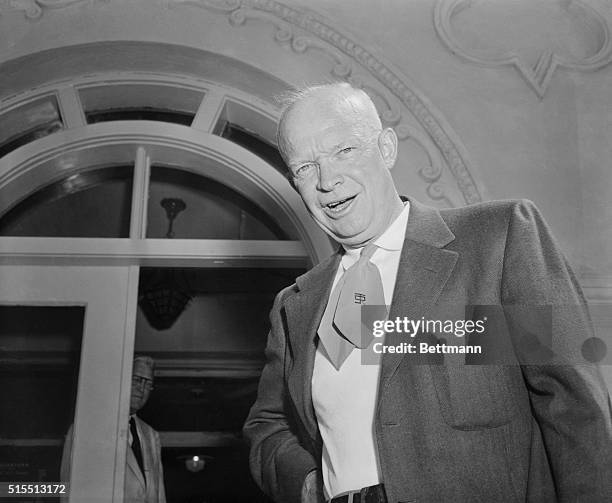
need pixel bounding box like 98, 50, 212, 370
312, 202, 410, 499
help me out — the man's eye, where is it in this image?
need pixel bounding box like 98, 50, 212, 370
338, 147, 354, 155
294, 163, 317, 178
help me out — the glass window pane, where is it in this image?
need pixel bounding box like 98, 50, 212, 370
160, 445, 266, 503
142, 378, 267, 502
137, 266, 301, 337
134, 266, 304, 502
211, 99, 285, 177
217, 121, 287, 175
0, 305, 83, 498
147, 166, 289, 240
0, 165, 133, 237
79, 85, 204, 126
0, 96, 64, 159
87, 109, 194, 125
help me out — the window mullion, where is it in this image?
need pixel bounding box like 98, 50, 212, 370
56, 86, 86, 128
0, 237, 308, 268
191, 88, 226, 133
130, 146, 151, 239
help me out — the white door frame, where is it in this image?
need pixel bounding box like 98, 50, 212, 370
0, 264, 139, 502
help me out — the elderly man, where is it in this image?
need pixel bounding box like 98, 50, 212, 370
61, 356, 166, 503
243, 83, 612, 503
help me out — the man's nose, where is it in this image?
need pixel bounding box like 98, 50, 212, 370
316, 159, 342, 191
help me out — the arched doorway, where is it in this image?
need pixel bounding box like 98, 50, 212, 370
0, 51, 331, 502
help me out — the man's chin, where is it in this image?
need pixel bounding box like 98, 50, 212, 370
330, 232, 369, 248
130, 400, 143, 414
313, 215, 371, 246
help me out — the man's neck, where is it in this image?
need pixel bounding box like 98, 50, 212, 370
343, 196, 406, 250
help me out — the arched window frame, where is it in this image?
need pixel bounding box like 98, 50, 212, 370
0, 74, 333, 267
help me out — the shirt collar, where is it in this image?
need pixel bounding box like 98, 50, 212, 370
375, 201, 410, 251
340, 201, 410, 268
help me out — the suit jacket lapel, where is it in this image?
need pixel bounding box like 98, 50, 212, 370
285, 254, 340, 441
283, 199, 459, 435
380, 198, 459, 389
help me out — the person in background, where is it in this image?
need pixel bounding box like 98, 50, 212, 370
61, 356, 166, 503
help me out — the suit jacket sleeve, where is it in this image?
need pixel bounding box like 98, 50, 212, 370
501, 200, 612, 501
243, 288, 318, 503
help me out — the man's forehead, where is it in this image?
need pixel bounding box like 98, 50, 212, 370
287, 90, 366, 123
133, 357, 154, 379
285, 124, 360, 153
282, 89, 378, 135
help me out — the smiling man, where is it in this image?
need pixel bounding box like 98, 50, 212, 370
244, 83, 612, 503
277, 84, 403, 248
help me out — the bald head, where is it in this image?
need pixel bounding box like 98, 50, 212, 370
130, 356, 155, 414
278, 83, 382, 160
276, 82, 403, 248
133, 356, 154, 380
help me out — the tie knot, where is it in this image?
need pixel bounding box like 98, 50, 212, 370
342, 242, 377, 272
360, 242, 378, 260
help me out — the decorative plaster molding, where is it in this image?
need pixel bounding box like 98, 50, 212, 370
0, 0, 107, 20
435, 0, 612, 99
171, 0, 483, 205
395, 121, 453, 208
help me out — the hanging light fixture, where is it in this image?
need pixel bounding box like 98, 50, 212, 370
138, 198, 193, 330
184, 454, 207, 473
177, 454, 213, 473
160, 198, 186, 239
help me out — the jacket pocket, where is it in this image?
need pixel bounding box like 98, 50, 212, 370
430, 365, 522, 430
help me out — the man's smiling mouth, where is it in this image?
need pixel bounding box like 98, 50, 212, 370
324, 195, 356, 214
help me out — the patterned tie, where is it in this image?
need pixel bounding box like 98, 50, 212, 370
318, 243, 387, 369
129, 416, 145, 479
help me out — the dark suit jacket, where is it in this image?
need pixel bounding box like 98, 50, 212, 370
61, 416, 166, 503
244, 198, 612, 503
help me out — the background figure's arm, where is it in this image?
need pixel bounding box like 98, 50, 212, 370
243, 289, 320, 503
501, 200, 612, 501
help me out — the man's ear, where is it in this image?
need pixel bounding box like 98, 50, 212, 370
378, 127, 398, 169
